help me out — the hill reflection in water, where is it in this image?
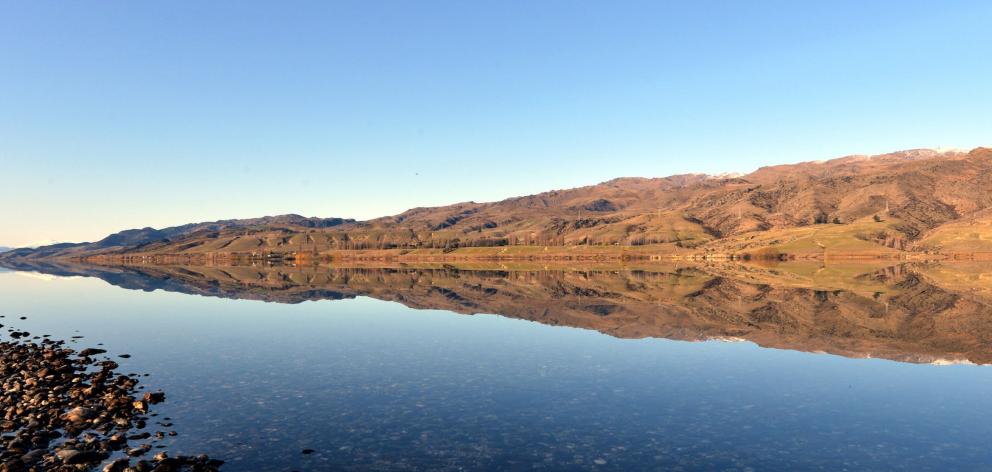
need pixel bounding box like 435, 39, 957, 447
5, 259, 992, 366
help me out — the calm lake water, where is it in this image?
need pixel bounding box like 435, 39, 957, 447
1, 262, 991, 471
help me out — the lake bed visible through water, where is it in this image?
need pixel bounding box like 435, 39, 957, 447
1, 262, 991, 471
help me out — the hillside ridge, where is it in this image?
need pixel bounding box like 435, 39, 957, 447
3, 147, 991, 263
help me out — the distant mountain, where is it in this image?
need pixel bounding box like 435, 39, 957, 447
3, 147, 991, 263
0, 247, 12, 254
0, 215, 352, 261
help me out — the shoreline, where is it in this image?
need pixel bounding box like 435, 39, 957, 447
56, 246, 990, 267
0, 322, 223, 471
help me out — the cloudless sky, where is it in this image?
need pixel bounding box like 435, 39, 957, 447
2, 1, 990, 246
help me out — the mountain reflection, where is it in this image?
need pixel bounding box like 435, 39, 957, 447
5, 259, 992, 365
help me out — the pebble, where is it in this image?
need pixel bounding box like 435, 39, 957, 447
0, 323, 224, 471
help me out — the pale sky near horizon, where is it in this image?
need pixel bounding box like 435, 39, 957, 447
2, 1, 991, 247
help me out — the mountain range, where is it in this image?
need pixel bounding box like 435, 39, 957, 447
2, 147, 991, 264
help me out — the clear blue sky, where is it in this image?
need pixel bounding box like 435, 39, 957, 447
2, 1, 990, 246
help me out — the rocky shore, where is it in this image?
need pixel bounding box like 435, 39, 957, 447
0, 320, 222, 471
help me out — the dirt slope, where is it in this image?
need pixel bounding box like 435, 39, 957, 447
4, 147, 991, 261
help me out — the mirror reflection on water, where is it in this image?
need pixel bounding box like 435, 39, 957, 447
2, 260, 991, 471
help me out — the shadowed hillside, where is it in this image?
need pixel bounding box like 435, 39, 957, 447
3, 147, 991, 262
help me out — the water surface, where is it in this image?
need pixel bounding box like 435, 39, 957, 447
1, 262, 991, 471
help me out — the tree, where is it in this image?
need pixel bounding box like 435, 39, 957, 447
873, 214, 883, 222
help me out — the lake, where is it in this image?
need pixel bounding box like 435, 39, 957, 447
1, 261, 991, 471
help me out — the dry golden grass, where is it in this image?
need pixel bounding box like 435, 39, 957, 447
918, 212, 992, 253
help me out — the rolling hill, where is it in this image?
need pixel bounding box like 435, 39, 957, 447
3, 147, 991, 263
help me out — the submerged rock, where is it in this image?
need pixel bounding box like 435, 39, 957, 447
0, 323, 223, 471
143, 392, 166, 404
78, 347, 107, 357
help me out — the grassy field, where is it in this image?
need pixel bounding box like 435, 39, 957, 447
918, 214, 992, 253
704, 217, 906, 257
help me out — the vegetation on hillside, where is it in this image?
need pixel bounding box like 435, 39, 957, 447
3, 147, 991, 262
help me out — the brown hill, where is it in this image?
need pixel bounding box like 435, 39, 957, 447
3, 147, 991, 262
